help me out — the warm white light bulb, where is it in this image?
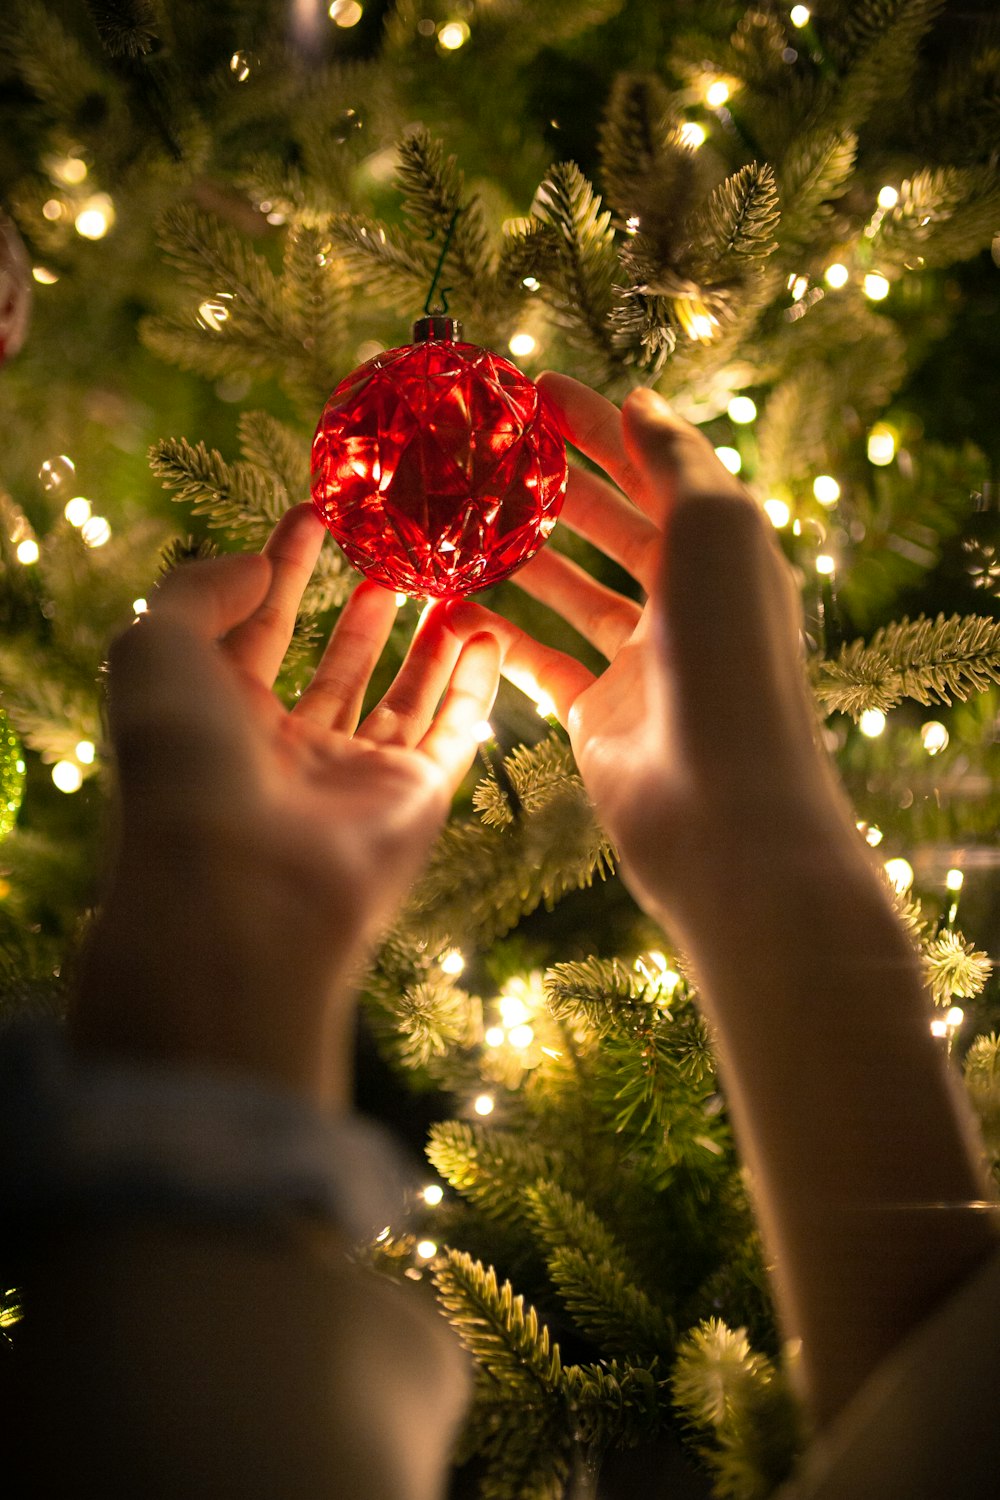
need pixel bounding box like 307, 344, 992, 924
521, 275, 540, 291
790, 5, 811, 26
705, 79, 730, 107
329, 0, 363, 25
15, 539, 39, 565
422, 1184, 444, 1206
75, 740, 96, 764
824, 262, 850, 290
440, 949, 465, 976
32, 266, 59, 285
534, 691, 557, 719
884, 856, 914, 893
498, 994, 530, 1027
727, 396, 757, 425
945, 867, 964, 893
74, 194, 115, 240
52, 760, 83, 794
867, 425, 897, 466
484, 1026, 505, 1048
714, 445, 742, 475
877, 185, 899, 210
473, 1093, 495, 1116
945, 1006, 965, 1029
472, 720, 494, 743
438, 19, 470, 49
81, 516, 111, 548
863, 272, 890, 301
859, 708, 887, 738
813, 474, 841, 505
64, 496, 92, 527
415, 1239, 438, 1260
763, 498, 791, 528
815, 553, 836, 575
920, 721, 949, 755
132, 597, 148, 615
865, 825, 884, 847
678, 121, 707, 149
507, 1024, 534, 1050
508, 332, 536, 357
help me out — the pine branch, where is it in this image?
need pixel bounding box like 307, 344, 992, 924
280, 224, 350, 381
154, 205, 286, 342
149, 437, 284, 535
776, 130, 856, 248
526, 1182, 674, 1358
543, 955, 651, 1040
473, 737, 589, 827
964, 1034, 1000, 1166
392, 978, 479, 1067
426, 1122, 571, 1222
237, 412, 311, 503
879, 165, 1000, 269
833, 0, 945, 122
531, 162, 621, 378
84, 0, 159, 58
395, 127, 493, 295
327, 215, 434, 310
922, 930, 992, 1006
684, 165, 780, 291
432, 1250, 564, 1393
562, 1359, 668, 1451
2, 1, 110, 116
814, 615, 1000, 716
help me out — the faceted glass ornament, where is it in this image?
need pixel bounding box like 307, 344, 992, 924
310, 325, 567, 598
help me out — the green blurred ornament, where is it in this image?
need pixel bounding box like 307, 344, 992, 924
0, 706, 26, 841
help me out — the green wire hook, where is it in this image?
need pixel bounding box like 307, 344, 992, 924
423, 208, 462, 317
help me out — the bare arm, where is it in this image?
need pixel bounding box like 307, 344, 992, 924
448, 376, 998, 1426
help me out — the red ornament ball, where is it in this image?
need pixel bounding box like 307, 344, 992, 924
310, 318, 567, 598
0, 211, 32, 366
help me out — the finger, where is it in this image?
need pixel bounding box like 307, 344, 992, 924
513, 546, 643, 660
558, 463, 661, 590
294, 581, 399, 732
107, 614, 258, 813
357, 602, 463, 748
150, 553, 272, 640
221, 505, 326, 687
538, 371, 664, 522
418, 633, 501, 790
446, 600, 596, 724
624, 388, 815, 760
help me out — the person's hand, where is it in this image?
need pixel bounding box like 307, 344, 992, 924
72, 505, 499, 1109
447, 373, 856, 939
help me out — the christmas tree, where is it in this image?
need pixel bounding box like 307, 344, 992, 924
2, 1, 1000, 1494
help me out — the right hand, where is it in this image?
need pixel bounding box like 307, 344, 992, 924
449, 374, 857, 937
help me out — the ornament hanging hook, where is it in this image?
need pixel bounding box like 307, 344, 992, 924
423, 208, 462, 317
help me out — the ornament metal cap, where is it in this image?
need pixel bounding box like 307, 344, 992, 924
412, 315, 462, 343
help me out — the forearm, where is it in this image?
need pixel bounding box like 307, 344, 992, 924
8, 1222, 469, 1499
666, 814, 998, 1426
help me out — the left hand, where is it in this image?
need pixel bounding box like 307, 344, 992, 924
72, 505, 499, 1110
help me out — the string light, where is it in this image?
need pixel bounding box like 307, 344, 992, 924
815, 553, 836, 575
863, 272, 890, 301
824, 262, 850, 289
15, 539, 39, 565
507, 1024, 534, 1049
473, 1093, 495, 1116
867, 424, 897, 466
415, 1239, 438, 1260
74, 194, 115, 240
328, 0, 363, 24
859, 708, 887, 737
52, 761, 83, 794
704, 79, 730, 107
498, 993, 531, 1027
32, 267, 59, 285
422, 1184, 444, 1206
714, 446, 742, 475
81, 516, 112, 548
472, 720, 494, 743
864, 824, 884, 846
625, 215, 641, 236
789, 274, 810, 302
678, 122, 707, 149
763, 498, 791, 528
49, 154, 88, 186
438, 20, 470, 49
945, 1006, 965, 1029
42, 200, 63, 222
920, 721, 949, 755
534, 690, 557, 718
790, 4, 811, 25
75, 740, 95, 764
439, 948, 465, 976
484, 1026, 505, 1047
813, 474, 841, 505
394, 592, 407, 606
884, 856, 914, 893
945, 868, 965, 893
508, 332, 536, 357
64, 496, 91, 527
521, 275, 540, 291
727, 396, 757, 424
877, 185, 899, 209
132, 598, 148, 615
